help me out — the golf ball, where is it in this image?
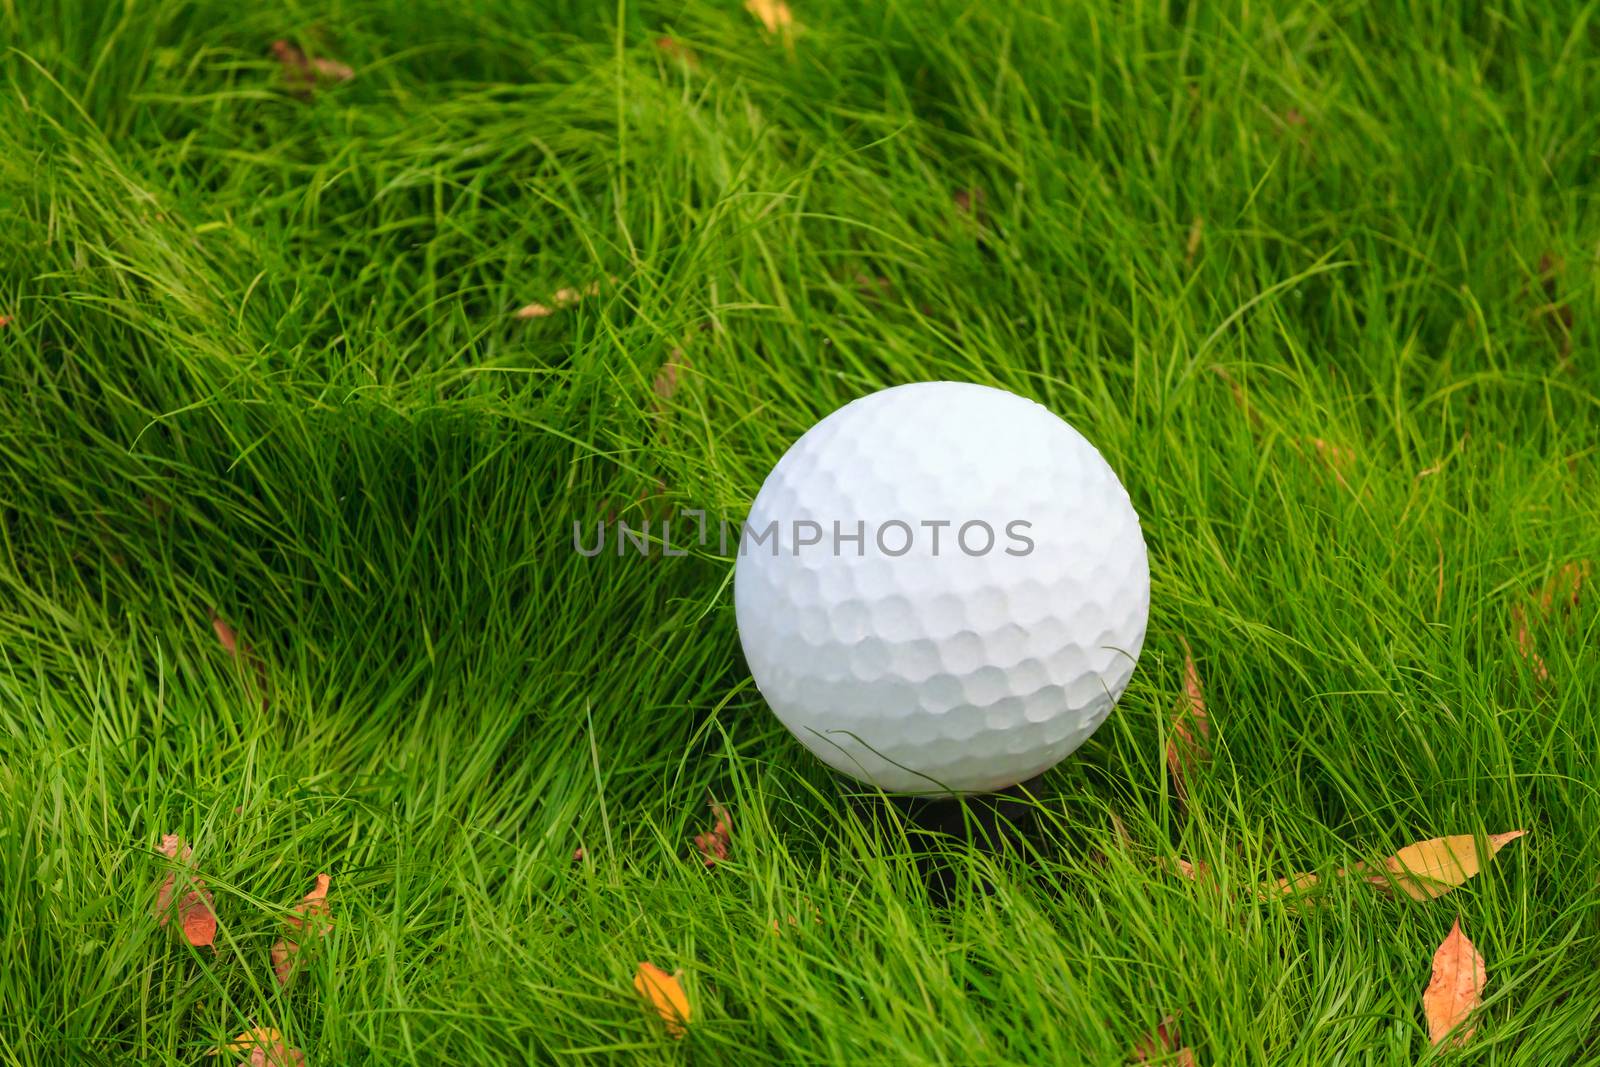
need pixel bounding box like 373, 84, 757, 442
734, 381, 1149, 794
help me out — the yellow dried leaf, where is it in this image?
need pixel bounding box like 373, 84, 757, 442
1368, 831, 1526, 901
634, 961, 690, 1037
1423, 919, 1485, 1048
211, 1027, 305, 1066
1184, 216, 1203, 264
745, 0, 794, 36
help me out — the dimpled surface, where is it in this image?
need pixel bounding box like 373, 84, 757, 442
733, 381, 1150, 794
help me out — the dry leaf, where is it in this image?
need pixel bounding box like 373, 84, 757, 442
154, 834, 216, 948
1424, 919, 1485, 1048
573, 847, 586, 862
1536, 560, 1591, 617
211, 610, 270, 708
693, 798, 732, 867
1184, 217, 1203, 265
1165, 637, 1209, 806
1367, 831, 1526, 901
1128, 1013, 1195, 1064
1209, 366, 1261, 428
653, 349, 688, 403
1510, 604, 1550, 682
0, 315, 11, 328
634, 961, 690, 1037
745, 0, 794, 37
1259, 870, 1321, 901
155, 833, 192, 919
272, 874, 332, 986
953, 186, 987, 227
180, 889, 218, 949
1156, 856, 1210, 881
212, 1027, 305, 1067
1303, 436, 1354, 488
271, 39, 353, 87
515, 279, 602, 319
655, 36, 699, 66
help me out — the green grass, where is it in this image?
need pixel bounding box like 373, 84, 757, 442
3, 0, 1599, 1062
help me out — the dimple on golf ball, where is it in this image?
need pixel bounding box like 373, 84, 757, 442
733, 381, 1150, 794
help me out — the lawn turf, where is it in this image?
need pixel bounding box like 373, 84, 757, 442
2, 1, 1599, 1063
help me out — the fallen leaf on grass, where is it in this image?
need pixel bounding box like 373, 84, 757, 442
1209, 366, 1261, 428
1536, 560, 1591, 616
634, 961, 690, 1037
693, 798, 732, 867
655, 36, 699, 66
1184, 217, 1203, 265
211, 1027, 306, 1067
271, 39, 354, 89
272, 874, 332, 986
155, 834, 217, 949
1366, 832, 1526, 902
652, 349, 688, 404
1165, 637, 1209, 807
1423, 919, 1485, 1049
953, 186, 987, 229
0, 315, 11, 328
1128, 1013, 1196, 1064
1302, 436, 1355, 488
515, 279, 602, 319
572, 847, 586, 862
1510, 604, 1550, 682
745, 0, 795, 39
1156, 856, 1210, 881
211, 610, 270, 708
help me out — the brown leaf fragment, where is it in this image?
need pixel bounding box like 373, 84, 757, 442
1510, 604, 1550, 682
655, 36, 699, 66
1285, 107, 1306, 127
953, 186, 986, 227
155, 833, 192, 920
273, 874, 332, 986
1304, 436, 1354, 488
1156, 856, 1209, 881
572, 847, 586, 862
1367, 831, 1526, 901
515, 279, 603, 320
1536, 560, 1592, 617
1165, 637, 1209, 806
1184, 216, 1203, 265
1424, 919, 1485, 1048
0, 315, 11, 328
653, 349, 687, 403
213, 1027, 305, 1067
1129, 1016, 1194, 1064
1209, 365, 1261, 428
693, 797, 732, 867
271, 39, 353, 90
210, 610, 270, 708
634, 961, 690, 1037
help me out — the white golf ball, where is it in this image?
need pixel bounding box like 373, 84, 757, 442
734, 381, 1150, 794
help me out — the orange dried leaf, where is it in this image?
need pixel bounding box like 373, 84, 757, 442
515, 279, 602, 320
1424, 919, 1485, 1048
1536, 560, 1592, 617
270, 937, 298, 986
1129, 1013, 1180, 1061
0, 315, 11, 328
213, 1027, 305, 1067
1165, 638, 1209, 805
179, 888, 217, 948
693, 797, 732, 867
1368, 831, 1526, 901
634, 961, 690, 1037
273, 874, 332, 985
